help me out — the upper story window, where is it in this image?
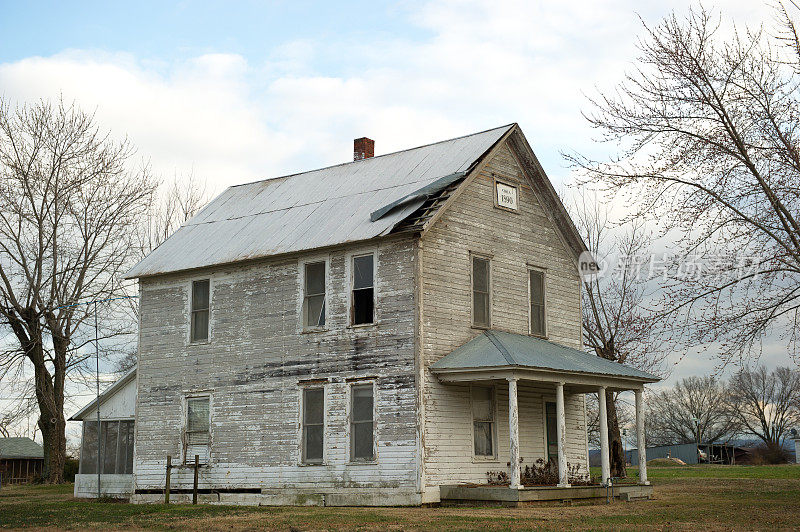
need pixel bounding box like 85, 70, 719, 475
529, 269, 546, 337
471, 256, 491, 328
190, 279, 210, 342
303, 262, 326, 328
351, 254, 374, 325
472, 386, 495, 457
185, 396, 210, 464
350, 384, 375, 461
302, 387, 324, 464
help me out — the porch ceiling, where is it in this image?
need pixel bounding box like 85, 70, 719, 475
430, 330, 660, 391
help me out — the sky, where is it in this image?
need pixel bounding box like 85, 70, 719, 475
0, 0, 792, 441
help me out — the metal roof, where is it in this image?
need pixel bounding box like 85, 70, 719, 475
431, 330, 660, 382
126, 125, 514, 278
68, 366, 137, 421
0, 437, 44, 460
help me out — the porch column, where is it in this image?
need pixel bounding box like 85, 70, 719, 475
635, 388, 649, 485
556, 382, 569, 487
508, 377, 522, 489
598, 386, 611, 486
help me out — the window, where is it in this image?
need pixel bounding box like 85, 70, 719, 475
472, 386, 495, 457
472, 256, 490, 328
350, 384, 374, 461
303, 262, 326, 328
79, 420, 134, 474
545, 401, 558, 464
351, 254, 374, 325
190, 280, 210, 342
185, 397, 210, 464
529, 269, 546, 336
302, 388, 324, 464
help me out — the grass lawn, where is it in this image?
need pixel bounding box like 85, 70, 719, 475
1, 465, 799, 530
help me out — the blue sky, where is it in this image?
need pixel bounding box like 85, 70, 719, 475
0, 1, 791, 436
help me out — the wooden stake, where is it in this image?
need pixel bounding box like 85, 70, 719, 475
164, 455, 171, 504
192, 455, 199, 505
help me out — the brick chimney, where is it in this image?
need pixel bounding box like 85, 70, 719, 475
353, 137, 374, 161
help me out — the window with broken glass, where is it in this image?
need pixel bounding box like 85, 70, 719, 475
303, 261, 326, 328
472, 386, 495, 457
351, 254, 374, 325
302, 387, 324, 464
185, 396, 210, 464
350, 384, 375, 461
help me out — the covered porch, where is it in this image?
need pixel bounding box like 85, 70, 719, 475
430, 330, 660, 491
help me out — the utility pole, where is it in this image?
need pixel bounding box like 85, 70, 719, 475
95, 300, 101, 499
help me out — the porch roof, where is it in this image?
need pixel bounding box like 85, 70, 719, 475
431, 330, 659, 383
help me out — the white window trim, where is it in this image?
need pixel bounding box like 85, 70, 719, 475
346, 249, 378, 328
347, 381, 378, 464
298, 384, 327, 466
183, 393, 212, 465
298, 256, 330, 333
470, 252, 492, 329
527, 265, 548, 338
188, 278, 212, 345
470, 384, 499, 462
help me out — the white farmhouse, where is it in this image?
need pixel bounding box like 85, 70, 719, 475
73, 124, 658, 505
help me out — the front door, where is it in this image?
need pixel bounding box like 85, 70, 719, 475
545, 401, 558, 464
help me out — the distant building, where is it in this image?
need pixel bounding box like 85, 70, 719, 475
0, 437, 44, 484
69, 367, 136, 498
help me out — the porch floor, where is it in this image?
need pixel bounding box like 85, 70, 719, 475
439, 483, 653, 507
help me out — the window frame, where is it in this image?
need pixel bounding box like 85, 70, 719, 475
183, 394, 211, 465
470, 253, 492, 329
189, 279, 211, 344
544, 400, 558, 464
300, 259, 328, 331
528, 266, 547, 338
300, 386, 326, 465
348, 382, 377, 463
349, 251, 377, 327
470, 384, 498, 461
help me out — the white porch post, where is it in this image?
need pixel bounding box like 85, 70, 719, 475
508, 377, 522, 489
635, 388, 649, 485
598, 386, 611, 486
556, 382, 569, 487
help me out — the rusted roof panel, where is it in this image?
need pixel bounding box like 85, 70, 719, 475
126, 124, 513, 278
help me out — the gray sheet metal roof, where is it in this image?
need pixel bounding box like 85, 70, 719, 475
126, 125, 514, 278
0, 437, 44, 459
431, 330, 660, 381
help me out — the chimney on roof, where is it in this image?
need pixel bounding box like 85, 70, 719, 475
353, 137, 374, 161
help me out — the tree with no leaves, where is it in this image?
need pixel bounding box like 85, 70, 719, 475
646, 375, 740, 447
0, 98, 155, 482
573, 192, 668, 477
727, 365, 800, 446
568, 5, 800, 365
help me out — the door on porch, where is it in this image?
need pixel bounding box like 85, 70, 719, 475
545, 401, 558, 465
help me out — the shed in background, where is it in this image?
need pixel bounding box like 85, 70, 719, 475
0, 437, 44, 484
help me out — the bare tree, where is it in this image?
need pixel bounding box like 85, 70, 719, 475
0, 98, 155, 482
567, 5, 800, 366
113, 173, 209, 375
572, 191, 668, 477
646, 376, 740, 446
727, 365, 800, 446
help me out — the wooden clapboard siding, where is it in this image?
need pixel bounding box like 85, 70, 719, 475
134, 237, 420, 503
419, 140, 587, 493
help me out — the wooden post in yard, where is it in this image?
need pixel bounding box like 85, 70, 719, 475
192, 455, 199, 505
164, 455, 171, 504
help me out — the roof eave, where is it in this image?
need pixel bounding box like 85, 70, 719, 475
68, 366, 137, 421
430, 364, 660, 386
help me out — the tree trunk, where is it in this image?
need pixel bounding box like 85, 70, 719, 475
606, 388, 627, 478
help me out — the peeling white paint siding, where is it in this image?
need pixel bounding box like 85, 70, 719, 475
77, 378, 137, 421
133, 237, 420, 505
419, 142, 588, 501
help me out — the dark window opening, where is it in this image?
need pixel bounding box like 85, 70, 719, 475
472, 256, 490, 327
530, 269, 545, 336
352, 254, 374, 325
191, 280, 210, 342
303, 262, 326, 328
303, 388, 324, 463
351, 384, 374, 461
